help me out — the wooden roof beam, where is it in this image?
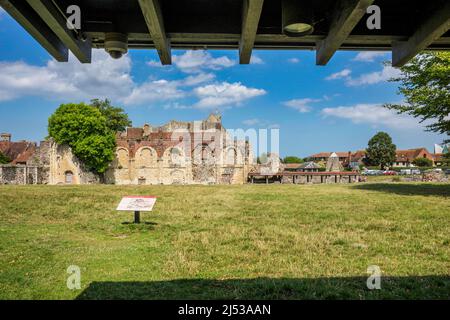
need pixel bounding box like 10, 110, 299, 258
239, 0, 264, 64
0, 0, 68, 61
316, 0, 375, 65
392, 2, 450, 67
138, 0, 171, 65
25, 0, 91, 63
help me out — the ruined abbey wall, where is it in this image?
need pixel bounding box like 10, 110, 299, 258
105, 115, 253, 185
1, 115, 253, 185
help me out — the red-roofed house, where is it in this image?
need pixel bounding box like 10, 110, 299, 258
393, 148, 435, 167
0, 133, 37, 165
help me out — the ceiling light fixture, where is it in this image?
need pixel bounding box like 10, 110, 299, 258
282, 0, 315, 37
104, 32, 128, 59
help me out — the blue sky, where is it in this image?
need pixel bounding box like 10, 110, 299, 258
0, 8, 444, 157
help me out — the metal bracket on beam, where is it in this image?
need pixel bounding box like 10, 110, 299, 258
0, 0, 68, 61
26, 0, 92, 63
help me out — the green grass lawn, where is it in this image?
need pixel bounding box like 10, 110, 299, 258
0, 183, 449, 299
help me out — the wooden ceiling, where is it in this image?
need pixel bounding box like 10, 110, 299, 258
1, 0, 449, 66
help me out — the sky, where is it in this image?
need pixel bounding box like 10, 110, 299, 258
0, 8, 444, 158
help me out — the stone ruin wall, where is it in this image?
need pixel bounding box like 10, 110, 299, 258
0, 140, 99, 185
1, 116, 254, 185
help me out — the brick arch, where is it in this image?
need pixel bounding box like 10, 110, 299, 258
135, 146, 157, 168
116, 147, 129, 169
193, 143, 215, 165
163, 146, 186, 167
223, 146, 243, 166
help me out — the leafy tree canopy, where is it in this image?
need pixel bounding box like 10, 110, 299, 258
90, 99, 132, 132
385, 52, 450, 143
412, 157, 433, 167
283, 156, 304, 164
443, 152, 450, 166
48, 103, 117, 173
366, 132, 397, 169
0, 151, 10, 164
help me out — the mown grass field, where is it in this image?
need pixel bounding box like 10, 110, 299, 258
0, 182, 449, 299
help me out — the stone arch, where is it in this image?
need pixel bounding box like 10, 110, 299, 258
163, 147, 185, 167
224, 147, 243, 166
64, 170, 74, 184
116, 148, 129, 169
135, 146, 157, 168
193, 144, 215, 165
170, 169, 185, 184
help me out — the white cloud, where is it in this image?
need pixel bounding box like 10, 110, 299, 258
346, 65, 401, 86
242, 118, 261, 126
0, 50, 134, 102
288, 58, 300, 64
181, 73, 215, 86
0, 49, 264, 109
122, 79, 185, 106
250, 55, 264, 64
146, 60, 165, 68
283, 98, 321, 113
163, 102, 191, 110
321, 103, 419, 129
194, 82, 266, 109
242, 118, 279, 128
326, 69, 352, 80
172, 50, 235, 73
0, 50, 199, 106
353, 52, 387, 62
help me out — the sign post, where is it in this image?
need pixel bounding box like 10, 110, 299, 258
116, 196, 157, 224
134, 211, 140, 224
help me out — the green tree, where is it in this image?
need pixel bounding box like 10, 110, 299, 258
366, 132, 396, 169
283, 156, 304, 164
48, 103, 116, 174
384, 52, 450, 143
442, 151, 450, 166
90, 99, 131, 132
412, 157, 433, 167
0, 151, 10, 164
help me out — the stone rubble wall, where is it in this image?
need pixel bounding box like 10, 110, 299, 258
0, 165, 47, 185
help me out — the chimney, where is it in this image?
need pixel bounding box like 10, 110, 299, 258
1, 133, 11, 142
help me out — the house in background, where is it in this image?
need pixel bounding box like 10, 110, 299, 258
307, 147, 442, 168
307, 151, 366, 167
284, 161, 322, 172
0, 133, 36, 165
392, 148, 435, 167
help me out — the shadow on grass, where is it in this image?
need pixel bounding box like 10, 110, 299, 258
121, 221, 158, 226
352, 183, 450, 197
75, 276, 450, 300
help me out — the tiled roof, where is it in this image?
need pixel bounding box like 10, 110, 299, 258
309, 151, 352, 158
0, 141, 36, 164
395, 148, 428, 162
299, 161, 321, 169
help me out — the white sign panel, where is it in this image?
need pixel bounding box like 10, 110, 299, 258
116, 196, 157, 212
